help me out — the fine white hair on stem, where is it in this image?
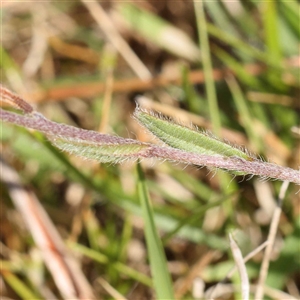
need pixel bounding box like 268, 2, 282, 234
1, 86, 300, 185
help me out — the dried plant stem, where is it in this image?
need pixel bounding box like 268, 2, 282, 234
207, 241, 269, 299
96, 278, 128, 300
0, 157, 95, 299
227, 241, 269, 279
81, 0, 152, 80
1, 85, 33, 113
229, 234, 249, 300
98, 68, 114, 133
254, 181, 290, 299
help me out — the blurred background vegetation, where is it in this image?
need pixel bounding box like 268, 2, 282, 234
1, 1, 299, 299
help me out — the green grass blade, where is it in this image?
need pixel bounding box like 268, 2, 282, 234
181, 65, 203, 114
206, 23, 283, 69
117, 3, 200, 62
34, 133, 101, 190
2, 271, 42, 300
137, 162, 174, 299
263, 0, 281, 63
194, 0, 221, 135
226, 76, 262, 153
213, 46, 262, 89
204, 0, 237, 35
278, 0, 300, 40
69, 242, 152, 287
162, 195, 232, 243
194, 0, 240, 195
0, 46, 21, 72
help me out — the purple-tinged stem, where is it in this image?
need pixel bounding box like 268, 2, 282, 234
144, 146, 300, 184
1, 109, 299, 184
0, 109, 144, 146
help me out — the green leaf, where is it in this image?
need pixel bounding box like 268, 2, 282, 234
263, 1, 281, 63
69, 242, 152, 287
117, 3, 200, 62
2, 271, 42, 300
134, 107, 253, 161
137, 163, 174, 299
51, 136, 150, 163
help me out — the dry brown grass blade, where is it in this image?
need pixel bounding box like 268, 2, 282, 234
81, 0, 152, 80
19, 54, 298, 104
229, 234, 249, 300
98, 67, 114, 133
22, 4, 49, 78
96, 278, 128, 300
205, 283, 298, 300
21, 63, 265, 103
48, 36, 100, 65
254, 181, 290, 300
205, 241, 269, 299
174, 250, 220, 299
0, 157, 95, 300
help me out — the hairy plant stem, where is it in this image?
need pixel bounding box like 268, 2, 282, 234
1, 85, 299, 185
